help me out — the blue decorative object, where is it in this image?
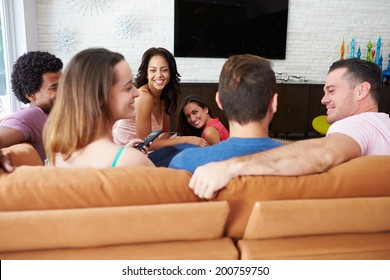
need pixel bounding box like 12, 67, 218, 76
350, 37, 355, 58
379, 54, 383, 70
382, 53, 390, 84
374, 37, 381, 65
357, 47, 361, 59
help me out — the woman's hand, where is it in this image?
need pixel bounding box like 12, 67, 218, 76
184, 136, 209, 147
125, 139, 149, 154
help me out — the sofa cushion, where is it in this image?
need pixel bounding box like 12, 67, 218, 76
0, 201, 229, 252
1, 143, 43, 166
0, 238, 238, 260
215, 156, 390, 238
243, 197, 390, 239
0, 166, 199, 210
238, 233, 390, 260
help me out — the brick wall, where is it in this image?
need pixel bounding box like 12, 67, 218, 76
36, 0, 390, 83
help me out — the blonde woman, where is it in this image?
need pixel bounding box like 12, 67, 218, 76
44, 48, 154, 168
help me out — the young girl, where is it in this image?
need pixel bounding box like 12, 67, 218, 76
43, 48, 154, 168
177, 95, 229, 145
113, 47, 208, 150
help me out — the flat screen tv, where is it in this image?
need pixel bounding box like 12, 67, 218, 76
174, 0, 289, 59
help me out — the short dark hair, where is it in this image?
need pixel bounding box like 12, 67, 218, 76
218, 54, 277, 124
176, 95, 215, 137
11, 51, 63, 104
328, 58, 382, 104
134, 47, 181, 116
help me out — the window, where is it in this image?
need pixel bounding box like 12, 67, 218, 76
0, 1, 10, 117
0, 0, 38, 118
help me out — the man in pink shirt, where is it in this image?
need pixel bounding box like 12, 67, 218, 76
189, 58, 390, 199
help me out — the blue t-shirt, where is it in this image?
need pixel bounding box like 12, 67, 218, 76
169, 137, 282, 173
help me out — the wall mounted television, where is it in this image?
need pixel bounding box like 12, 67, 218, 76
174, 0, 289, 59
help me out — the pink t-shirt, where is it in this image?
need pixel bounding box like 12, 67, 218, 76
201, 118, 229, 141
0, 106, 47, 161
113, 116, 163, 146
326, 112, 390, 156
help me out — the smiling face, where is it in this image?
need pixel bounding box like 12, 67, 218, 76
28, 71, 62, 113
322, 68, 358, 124
110, 60, 139, 121
147, 55, 170, 91
183, 101, 210, 129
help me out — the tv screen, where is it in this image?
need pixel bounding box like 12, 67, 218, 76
174, 0, 289, 59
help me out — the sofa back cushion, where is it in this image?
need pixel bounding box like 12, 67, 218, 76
0, 166, 199, 211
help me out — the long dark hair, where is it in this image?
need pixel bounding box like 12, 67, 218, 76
135, 47, 181, 116
176, 95, 215, 137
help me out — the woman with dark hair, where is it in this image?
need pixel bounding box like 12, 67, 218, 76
177, 95, 229, 145
135, 47, 180, 117
113, 47, 208, 150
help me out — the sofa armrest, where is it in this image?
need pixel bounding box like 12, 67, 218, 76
1, 143, 43, 167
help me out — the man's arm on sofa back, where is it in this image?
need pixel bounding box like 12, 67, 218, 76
1, 143, 43, 167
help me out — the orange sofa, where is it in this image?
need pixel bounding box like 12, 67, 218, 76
1, 143, 390, 259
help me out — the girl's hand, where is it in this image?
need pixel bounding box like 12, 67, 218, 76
125, 139, 149, 154
185, 136, 209, 147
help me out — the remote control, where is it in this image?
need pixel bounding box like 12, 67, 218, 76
135, 130, 163, 150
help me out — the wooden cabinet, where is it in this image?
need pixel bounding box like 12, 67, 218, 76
379, 85, 390, 115
175, 82, 390, 139
269, 84, 308, 135
268, 83, 326, 137
307, 84, 327, 133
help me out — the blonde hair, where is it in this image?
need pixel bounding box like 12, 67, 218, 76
43, 48, 124, 164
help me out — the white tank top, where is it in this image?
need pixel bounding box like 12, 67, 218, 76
113, 116, 163, 146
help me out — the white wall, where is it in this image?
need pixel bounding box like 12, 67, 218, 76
36, 0, 390, 83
